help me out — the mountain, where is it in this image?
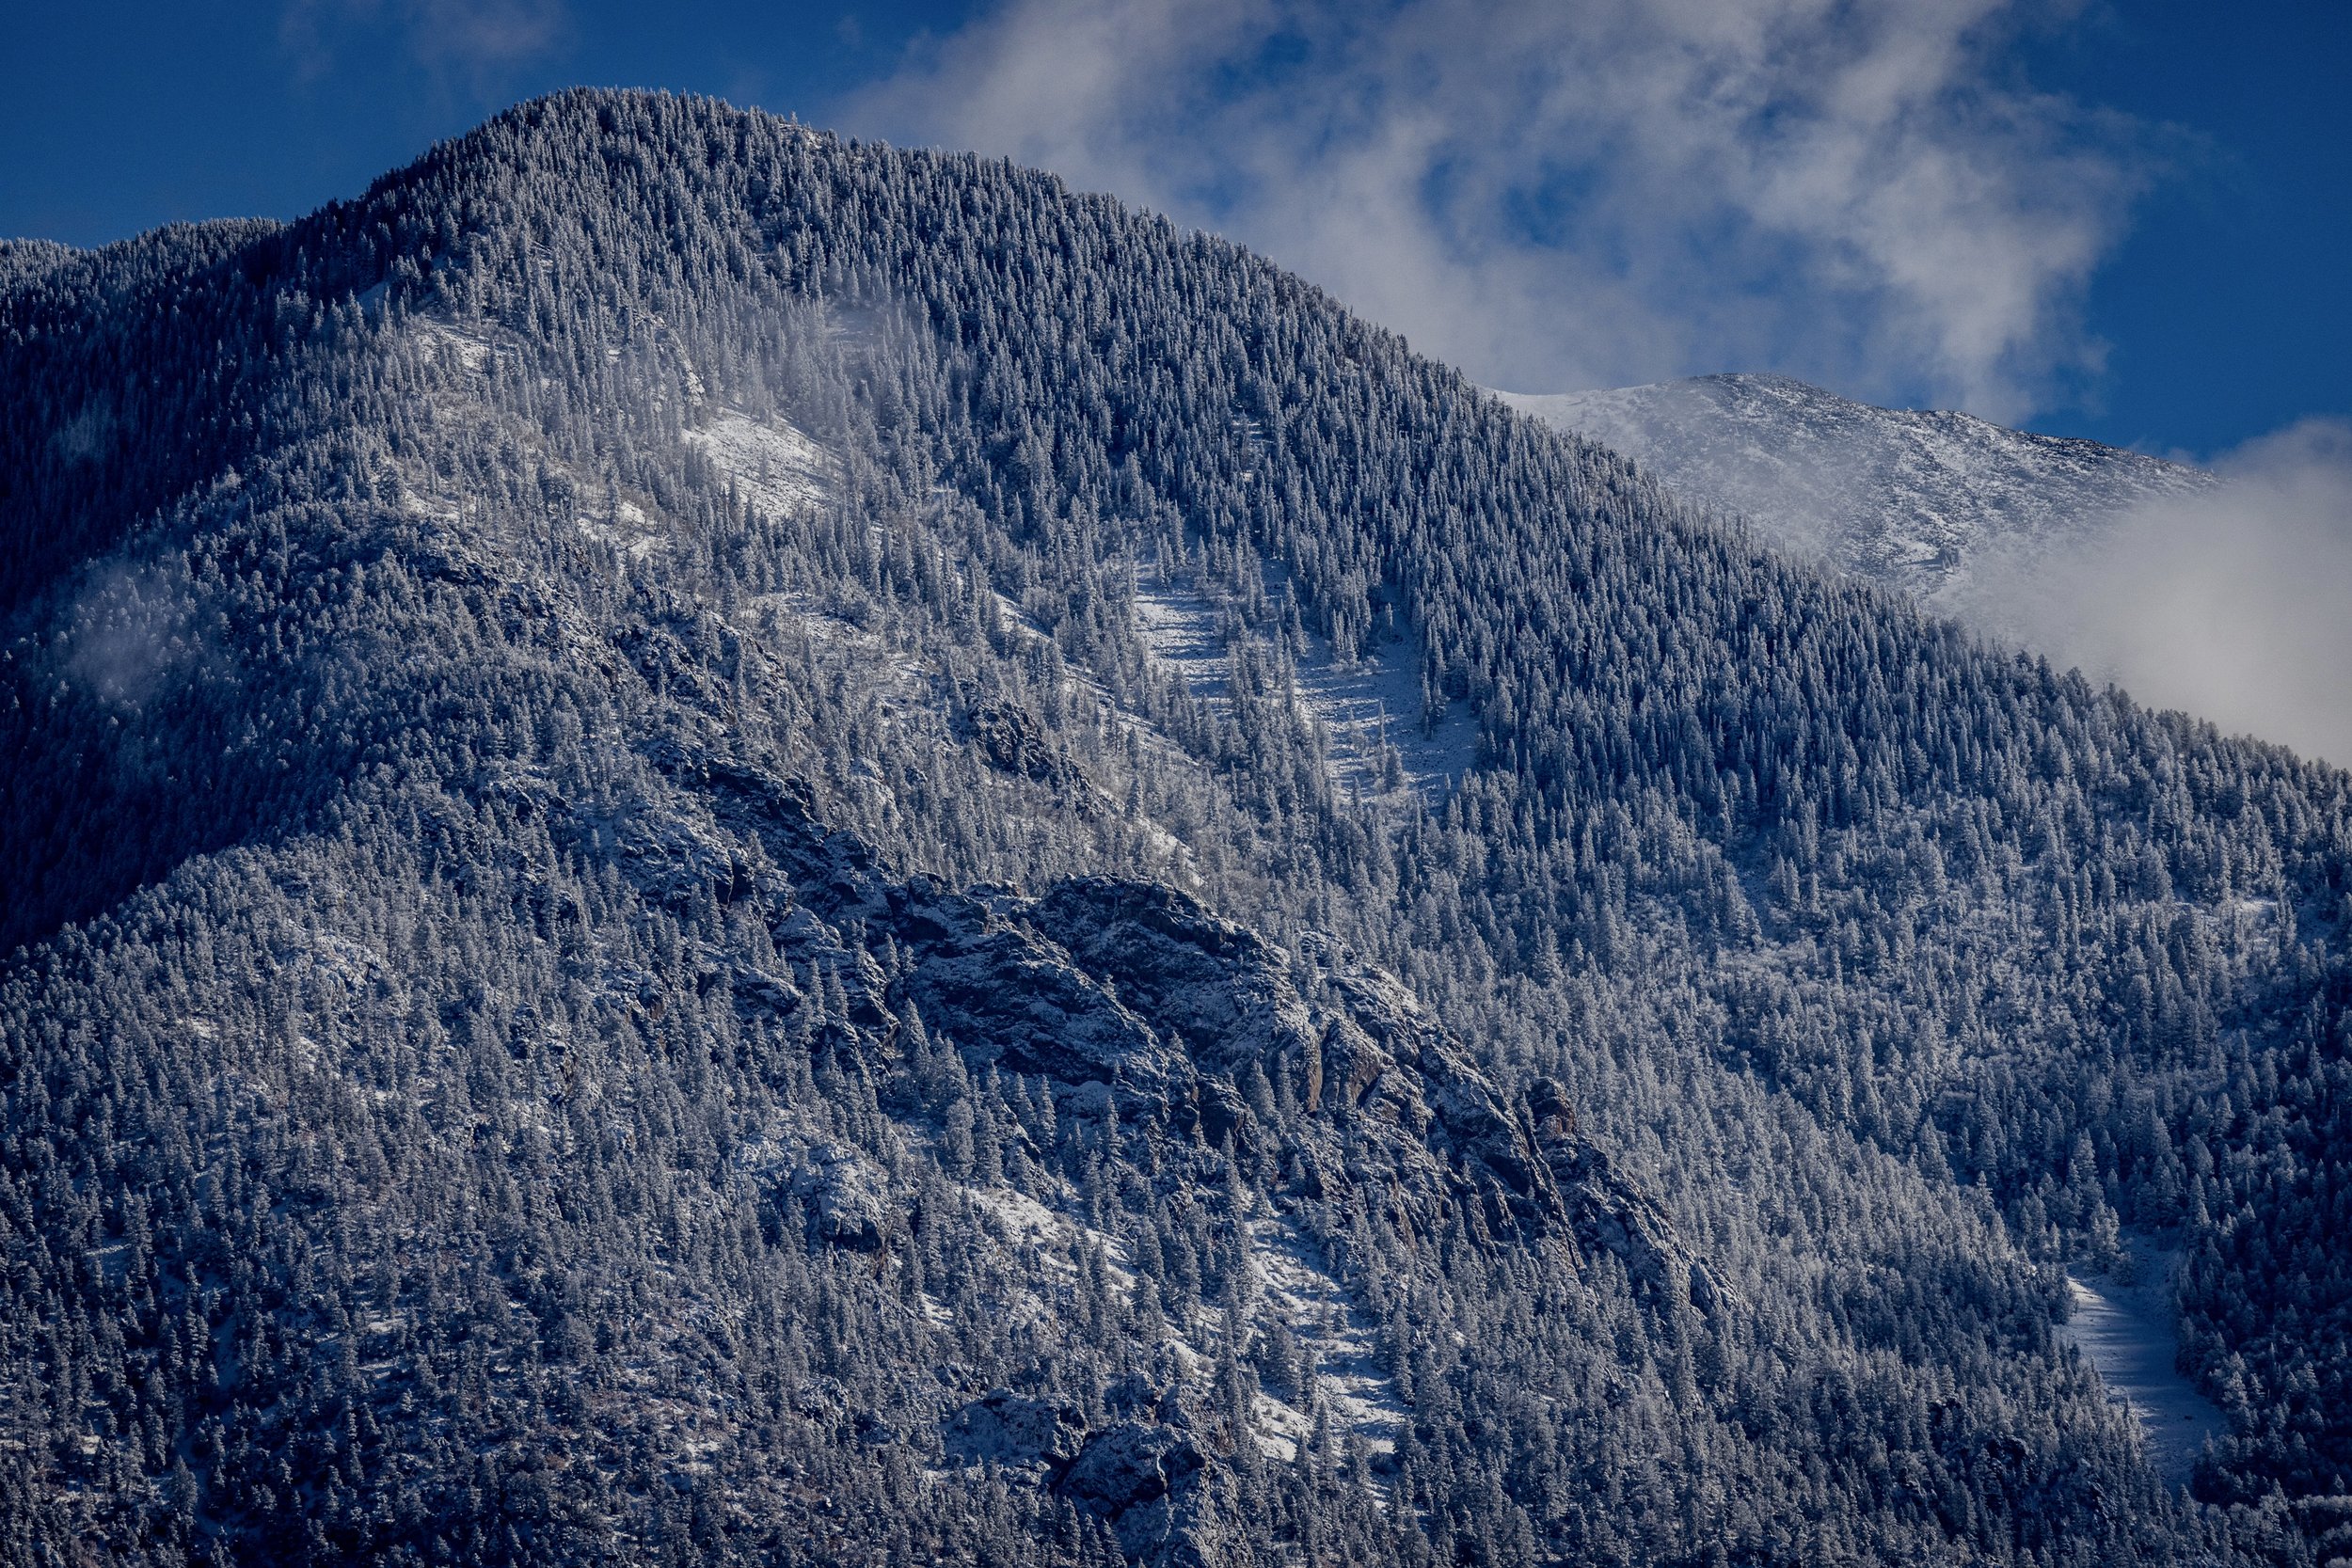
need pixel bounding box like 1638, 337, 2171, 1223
3, 91, 2349, 1565
1497, 374, 2210, 610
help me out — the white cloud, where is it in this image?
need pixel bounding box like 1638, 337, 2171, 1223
282, 0, 566, 81
848, 0, 2152, 420
1985, 420, 2352, 767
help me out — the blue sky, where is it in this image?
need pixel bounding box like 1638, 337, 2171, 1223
2, 0, 2344, 460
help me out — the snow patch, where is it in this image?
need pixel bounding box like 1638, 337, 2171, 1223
2056, 1236, 2225, 1486
1132, 555, 1476, 800
573, 494, 667, 561
1248, 1216, 1406, 1457
417, 320, 497, 373
683, 408, 832, 519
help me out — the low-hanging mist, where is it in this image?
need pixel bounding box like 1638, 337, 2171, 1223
1957, 419, 2352, 767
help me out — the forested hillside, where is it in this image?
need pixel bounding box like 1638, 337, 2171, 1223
2, 90, 2347, 1566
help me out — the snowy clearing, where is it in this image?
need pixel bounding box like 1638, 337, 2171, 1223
683, 408, 832, 518
2057, 1238, 2225, 1485
1132, 555, 1477, 800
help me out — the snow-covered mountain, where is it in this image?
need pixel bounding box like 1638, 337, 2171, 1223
1498, 373, 2210, 610
8, 92, 2351, 1566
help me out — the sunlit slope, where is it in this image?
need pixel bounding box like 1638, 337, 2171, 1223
1, 89, 2346, 1565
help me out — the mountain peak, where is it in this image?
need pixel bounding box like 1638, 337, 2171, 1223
1498, 373, 2207, 603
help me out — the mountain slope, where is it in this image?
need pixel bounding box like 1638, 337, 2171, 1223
1498, 373, 2210, 608
3, 91, 2349, 1566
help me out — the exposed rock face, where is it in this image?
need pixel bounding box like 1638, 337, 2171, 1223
943, 1388, 1089, 1476
1019, 879, 1576, 1259
1528, 1079, 1733, 1314
899, 879, 1195, 1111
789, 1144, 890, 1252
963, 699, 1085, 793
677, 745, 1724, 1317
1029, 879, 1318, 1083
548, 735, 1738, 1374
747, 744, 1714, 1279
1057, 1422, 1222, 1567
940, 1377, 1244, 1566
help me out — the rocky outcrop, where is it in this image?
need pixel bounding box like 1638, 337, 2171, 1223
789, 1144, 890, 1252
1027, 879, 1320, 1082
894, 877, 1196, 1110
942, 1388, 1088, 1477
1023, 881, 1586, 1260
672, 744, 1727, 1311
938, 1374, 1239, 1566
1527, 1079, 1734, 1314
962, 699, 1087, 795
700, 749, 1722, 1291
1057, 1421, 1227, 1567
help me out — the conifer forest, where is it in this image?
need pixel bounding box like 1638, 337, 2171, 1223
2, 91, 2348, 1565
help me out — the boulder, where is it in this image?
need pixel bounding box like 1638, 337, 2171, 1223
942, 1389, 1087, 1476
1057, 1421, 1220, 1564
789, 1144, 888, 1251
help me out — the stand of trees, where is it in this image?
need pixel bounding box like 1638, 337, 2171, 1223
0, 90, 2344, 1564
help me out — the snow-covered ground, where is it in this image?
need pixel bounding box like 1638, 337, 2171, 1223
1248, 1215, 1407, 1460
682, 407, 832, 517
957, 1182, 1403, 1468
1132, 555, 1477, 800
2056, 1237, 2225, 1485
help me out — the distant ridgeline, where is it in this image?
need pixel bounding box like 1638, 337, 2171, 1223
1499, 374, 2212, 610
2, 90, 2347, 1566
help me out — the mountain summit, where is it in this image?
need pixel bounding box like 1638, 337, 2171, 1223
1499, 373, 2209, 608
3, 91, 2348, 1565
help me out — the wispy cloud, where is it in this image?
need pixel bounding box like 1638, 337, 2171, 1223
850, 0, 2154, 420
1979, 420, 2352, 766
282, 0, 567, 84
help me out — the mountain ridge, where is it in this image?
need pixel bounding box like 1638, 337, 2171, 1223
1498, 372, 2211, 609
